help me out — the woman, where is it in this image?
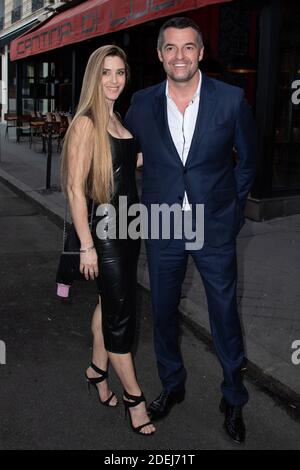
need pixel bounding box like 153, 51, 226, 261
60, 45, 154, 436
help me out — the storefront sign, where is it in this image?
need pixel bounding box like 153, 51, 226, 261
10, 0, 231, 60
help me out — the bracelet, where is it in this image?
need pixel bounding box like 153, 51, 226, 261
80, 245, 95, 253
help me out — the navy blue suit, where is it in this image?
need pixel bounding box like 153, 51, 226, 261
125, 73, 257, 406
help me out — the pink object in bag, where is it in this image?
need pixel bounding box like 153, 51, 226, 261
57, 283, 71, 298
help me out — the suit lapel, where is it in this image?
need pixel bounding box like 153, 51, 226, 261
185, 73, 217, 167
154, 81, 184, 167
153, 74, 216, 167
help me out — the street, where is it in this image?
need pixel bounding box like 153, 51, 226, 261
0, 181, 300, 450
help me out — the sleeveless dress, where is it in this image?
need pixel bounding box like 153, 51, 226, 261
90, 134, 141, 354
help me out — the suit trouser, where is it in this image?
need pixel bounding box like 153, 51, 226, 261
145, 236, 249, 407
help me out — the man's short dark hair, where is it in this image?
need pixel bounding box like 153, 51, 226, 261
157, 17, 203, 51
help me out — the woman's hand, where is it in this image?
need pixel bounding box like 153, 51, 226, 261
80, 248, 99, 280
136, 152, 143, 168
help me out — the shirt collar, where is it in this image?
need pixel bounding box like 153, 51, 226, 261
166, 69, 202, 103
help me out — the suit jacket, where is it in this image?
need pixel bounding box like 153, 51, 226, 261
125, 73, 257, 247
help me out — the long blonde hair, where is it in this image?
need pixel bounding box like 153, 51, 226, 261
61, 45, 130, 204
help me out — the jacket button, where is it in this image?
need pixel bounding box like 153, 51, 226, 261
183, 168, 187, 174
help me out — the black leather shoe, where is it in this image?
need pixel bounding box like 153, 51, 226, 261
220, 397, 246, 444
147, 389, 185, 421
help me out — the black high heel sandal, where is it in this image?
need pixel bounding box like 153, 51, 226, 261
123, 390, 155, 435
85, 362, 118, 407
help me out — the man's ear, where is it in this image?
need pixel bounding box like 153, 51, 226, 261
199, 47, 204, 62
157, 49, 163, 62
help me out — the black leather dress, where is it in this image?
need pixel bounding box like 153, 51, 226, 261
90, 134, 140, 354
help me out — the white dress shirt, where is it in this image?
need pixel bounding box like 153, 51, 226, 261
166, 70, 202, 211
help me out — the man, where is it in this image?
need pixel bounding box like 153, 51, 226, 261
125, 17, 257, 444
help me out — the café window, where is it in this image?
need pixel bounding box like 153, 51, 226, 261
20, 61, 56, 114
36, 61, 56, 113
8, 59, 17, 113
272, 2, 300, 192
32, 0, 44, 12
0, 0, 4, 31
21, 62, 35, 113
11, 0, 22, 24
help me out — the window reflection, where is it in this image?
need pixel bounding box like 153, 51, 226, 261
272, 4, 300, 191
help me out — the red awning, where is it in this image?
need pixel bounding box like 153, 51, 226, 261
10, 0, 232, 61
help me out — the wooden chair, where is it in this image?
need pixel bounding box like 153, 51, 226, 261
57, 115, 69, 153
54, 112, 62, 122
4, 113, 18, 140
16, 115, 32, 144
30, 116, 46, 149
46, 112, 54, 122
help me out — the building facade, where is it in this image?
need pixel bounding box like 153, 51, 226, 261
0, 0, 71, 119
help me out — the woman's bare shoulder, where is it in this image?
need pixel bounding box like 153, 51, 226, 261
73, 115, 94, 130
70, 115, 95, 141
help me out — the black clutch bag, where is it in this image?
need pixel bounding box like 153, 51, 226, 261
56, 200, 95, 285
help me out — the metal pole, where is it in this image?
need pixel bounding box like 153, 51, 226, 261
46, 128, 52, 190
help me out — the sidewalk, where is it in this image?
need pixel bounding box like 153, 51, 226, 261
1, 123, 299, 407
